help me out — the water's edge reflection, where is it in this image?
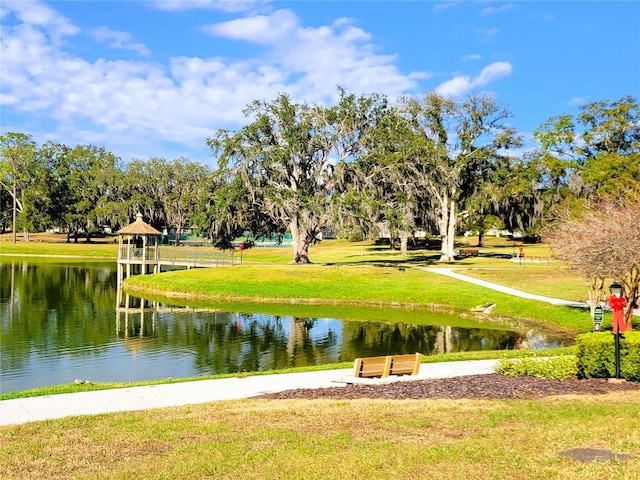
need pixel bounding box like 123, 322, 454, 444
1, 260, 565, 393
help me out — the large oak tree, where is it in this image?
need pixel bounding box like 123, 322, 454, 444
395, 93, 522, 261
208, 91, 381, 263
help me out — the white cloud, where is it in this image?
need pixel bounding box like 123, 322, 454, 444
1, 8, 215, 158
477, 27, 499, 39
481, 4, 513, 15
568, 96, 589, 106
1, 3, 426, 164
152, 0, 266, 13
476, 61, 512, 85
3, 0, 79, 39
202, 8, 298, 43
89, 26, 150, 56
435, 76, 472, 98
202, 10, 424, 102
461, 53, 481, 62
433, 2, 457, 13
435, 61, 512, 97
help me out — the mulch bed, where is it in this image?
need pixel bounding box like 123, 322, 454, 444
259, 374, 640, 400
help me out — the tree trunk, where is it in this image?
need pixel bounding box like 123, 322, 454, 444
435, 326, 453, 354
478, 230, 484, 247
12, 182, 17, 244
399, 232, 409, 256
290, 220, 312, 264
625, 305, 635, 330
175, 225, 182, 247
286, 318, 310, 359
388, 226, 396, 250
446, 204, 456, 258
437, 196, 449, 261
587, 277, 605, 318
438, 195, 457, 262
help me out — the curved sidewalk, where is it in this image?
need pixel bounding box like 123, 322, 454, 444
422, 268, 588, 307
0, 360, 498, 426
424, 268, 639, 316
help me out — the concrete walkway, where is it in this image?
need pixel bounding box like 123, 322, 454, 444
424, 268, 640, 317
422, 267, 588, 307
0, 360, 498, 426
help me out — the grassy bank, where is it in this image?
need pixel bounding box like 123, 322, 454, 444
2, 235, 589, 322
0, 236, 118, 258
124, 264, 593, 334
2, 393, 638, 479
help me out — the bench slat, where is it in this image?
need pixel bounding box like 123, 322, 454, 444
389, 353, 421, 376
353, 353, 421, 378
353, 355, 391, 378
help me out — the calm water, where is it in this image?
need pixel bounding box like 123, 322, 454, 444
0, 259, 565, 393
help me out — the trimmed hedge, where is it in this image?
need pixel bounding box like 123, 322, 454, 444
495, 356, 578, 380
576, 332, 640, 382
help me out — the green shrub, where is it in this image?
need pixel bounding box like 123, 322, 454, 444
495, 356, 578, 380
576, 332, 640, 382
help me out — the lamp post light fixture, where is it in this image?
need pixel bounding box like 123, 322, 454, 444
609, 281, 623, 298
607, 281, 626, 380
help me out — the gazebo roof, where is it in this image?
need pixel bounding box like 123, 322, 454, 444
117, 213, 161, 236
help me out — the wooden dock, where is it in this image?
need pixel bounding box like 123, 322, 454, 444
115, 213, 235, 285
117, 247, 235, 285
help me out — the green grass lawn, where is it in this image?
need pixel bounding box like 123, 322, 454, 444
0, 234, 118, 258
1, 393, 638, 479
457, 263, 589, 302
125, 263, 593, 335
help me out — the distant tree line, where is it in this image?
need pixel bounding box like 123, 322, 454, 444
2, 91, 638, 265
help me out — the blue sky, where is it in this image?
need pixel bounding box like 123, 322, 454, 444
1, 0, 639, 167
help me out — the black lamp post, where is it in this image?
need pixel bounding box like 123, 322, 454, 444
607, 281, 625, 380
609, 282, 623, 297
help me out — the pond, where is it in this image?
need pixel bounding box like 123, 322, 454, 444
0, 259, 566, 393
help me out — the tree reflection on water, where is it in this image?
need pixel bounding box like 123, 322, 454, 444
1, 260, 565, 393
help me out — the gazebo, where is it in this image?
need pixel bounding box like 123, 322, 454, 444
116, 213, 161, 285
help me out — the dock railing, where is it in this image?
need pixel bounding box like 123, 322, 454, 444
118, 246, 159, 261
159, 248, 235, 268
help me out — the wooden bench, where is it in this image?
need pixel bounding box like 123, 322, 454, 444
352, 353, 421, 378
459, 249, 479, 257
